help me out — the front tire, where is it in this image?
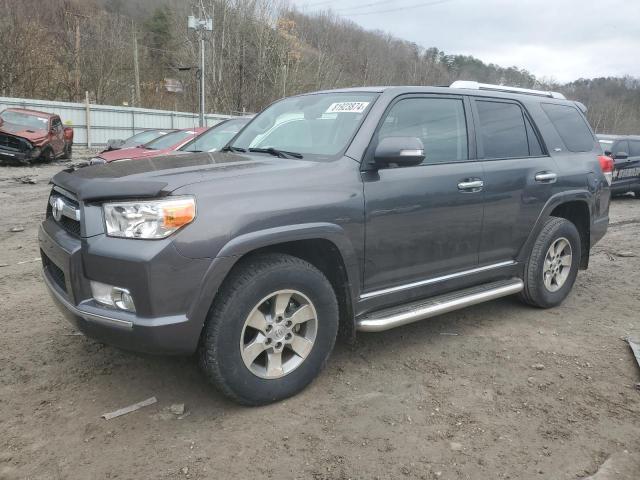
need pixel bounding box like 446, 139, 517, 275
198, 253, 339, 406
519, 217, 581, 308
40, 147, 54, 163
61, 143, 72, 160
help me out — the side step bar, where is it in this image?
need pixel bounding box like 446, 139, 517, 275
356, 278, 524, 332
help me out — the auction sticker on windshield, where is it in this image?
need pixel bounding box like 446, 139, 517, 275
325, 102, 370, 114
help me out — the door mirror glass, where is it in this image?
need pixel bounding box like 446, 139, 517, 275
374, 136, 425, 167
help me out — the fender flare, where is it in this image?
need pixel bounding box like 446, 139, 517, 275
187, 222, 362, 330
516, 189, 593, 264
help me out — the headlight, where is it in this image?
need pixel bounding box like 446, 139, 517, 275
103, 197, 196, 239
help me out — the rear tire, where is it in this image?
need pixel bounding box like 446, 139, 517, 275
519, 217, 581, 308
198, 253, 339, 406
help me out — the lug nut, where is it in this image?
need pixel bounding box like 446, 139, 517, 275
276, 316, 283, 323
276, 342, 282, 349
285, 320, 292, 327
285, 333, 292, 340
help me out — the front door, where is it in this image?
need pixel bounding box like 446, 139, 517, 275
362, 95, 485, 294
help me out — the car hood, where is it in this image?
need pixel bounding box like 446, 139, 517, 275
52, 151, 311, 201
0, 122, 48, 143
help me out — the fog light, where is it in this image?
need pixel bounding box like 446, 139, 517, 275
90, 281, 136, 312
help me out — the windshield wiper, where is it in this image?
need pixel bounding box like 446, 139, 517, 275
221, 145, 246, 153
248, 147, 303, 159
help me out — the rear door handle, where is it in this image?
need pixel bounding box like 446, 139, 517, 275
457, 180, 484, 191
535, 172, 557, 183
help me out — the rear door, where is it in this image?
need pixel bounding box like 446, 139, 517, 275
362, 94, 485, 295
472, 98, 557, 264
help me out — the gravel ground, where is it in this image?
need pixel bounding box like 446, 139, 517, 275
1, 155, 639, 480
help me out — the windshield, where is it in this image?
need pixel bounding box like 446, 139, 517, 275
181, 119, 250, 152
144, 129, 197, 150
0, 110, 49, 130
230, 92, 378, 158
124, 130, 174, 148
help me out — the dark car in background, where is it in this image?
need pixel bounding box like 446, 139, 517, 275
0, 108, 73, 164
102, 129, 177, 152
598, 134, 640, 197
179, 118, 251, 153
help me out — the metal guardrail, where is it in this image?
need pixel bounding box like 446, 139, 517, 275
0, 95, 238, 147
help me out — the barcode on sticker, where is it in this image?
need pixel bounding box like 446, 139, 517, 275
325, 102, 370, 114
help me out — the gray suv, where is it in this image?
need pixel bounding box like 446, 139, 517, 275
39, 82, 611, 405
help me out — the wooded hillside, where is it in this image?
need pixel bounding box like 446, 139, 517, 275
0, 0, 638, 134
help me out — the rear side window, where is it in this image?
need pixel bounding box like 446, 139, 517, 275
541, 103, 595, 152
476, 100, 530, 159
627, 140, 640, 157
378, 97, 468, 164
614, 140, 629, 156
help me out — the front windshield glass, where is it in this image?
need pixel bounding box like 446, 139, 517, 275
124, 130, 173, 148
144, 129, 197, 150
599, 140, 614, 154
181, 119, 249, 152
0, 111, 49, 130
230, 92, 378, 158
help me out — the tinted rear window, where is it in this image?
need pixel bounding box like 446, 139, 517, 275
476, 101, 529, 159
541, 103, 595, 152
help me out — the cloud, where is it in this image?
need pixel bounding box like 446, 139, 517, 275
293, 0, 640, 82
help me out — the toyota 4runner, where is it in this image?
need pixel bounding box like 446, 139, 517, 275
39, 82, 611, 405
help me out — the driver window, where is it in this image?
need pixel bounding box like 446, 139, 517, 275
378, 98, 468, 164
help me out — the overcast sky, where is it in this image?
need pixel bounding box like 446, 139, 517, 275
292, 0, 640, 83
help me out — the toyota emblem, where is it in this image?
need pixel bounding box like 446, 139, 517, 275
52, 197, 65, 222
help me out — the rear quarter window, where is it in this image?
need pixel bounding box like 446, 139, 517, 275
541, 103, 595, 153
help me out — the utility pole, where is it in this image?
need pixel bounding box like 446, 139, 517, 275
132, 22, 141, 107
188, 12, 212, 127
65, 11, 89, 102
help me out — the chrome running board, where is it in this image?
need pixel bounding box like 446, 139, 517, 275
356, 278, 524, 333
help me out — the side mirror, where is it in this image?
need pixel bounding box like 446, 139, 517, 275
614, 151, 628, 160
374, 137, 425, 167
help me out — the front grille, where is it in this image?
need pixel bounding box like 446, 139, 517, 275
41, 251, 66, 293
0, 133, 29, 152
46, 189, 82, 237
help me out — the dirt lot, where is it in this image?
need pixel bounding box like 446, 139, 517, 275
1, 156, 639, 480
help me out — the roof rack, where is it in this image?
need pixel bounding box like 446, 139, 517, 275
449, 81, 566, 100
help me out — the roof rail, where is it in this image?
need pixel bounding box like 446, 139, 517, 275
449, 81, 566, 100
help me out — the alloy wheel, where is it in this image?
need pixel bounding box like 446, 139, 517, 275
240, 290, 318, 379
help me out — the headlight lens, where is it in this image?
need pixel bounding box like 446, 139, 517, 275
103, 197, 196, 239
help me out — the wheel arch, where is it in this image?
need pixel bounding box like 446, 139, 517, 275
518, 191, 592, 269
189, 223, 361, 343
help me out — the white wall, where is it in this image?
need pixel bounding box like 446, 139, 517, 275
0, 96, 238, 146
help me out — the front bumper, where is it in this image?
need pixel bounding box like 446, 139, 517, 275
39, 218, 212, 355
0, 147, 30, 163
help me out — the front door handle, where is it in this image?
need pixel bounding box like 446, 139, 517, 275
458, 180, 484, 191
535, 172, 557, 183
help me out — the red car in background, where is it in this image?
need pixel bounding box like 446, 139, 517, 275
0, 108, 73, 164
90, 127, 207, 164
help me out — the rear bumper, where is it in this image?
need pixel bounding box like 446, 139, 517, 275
38, 220, 212, 355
